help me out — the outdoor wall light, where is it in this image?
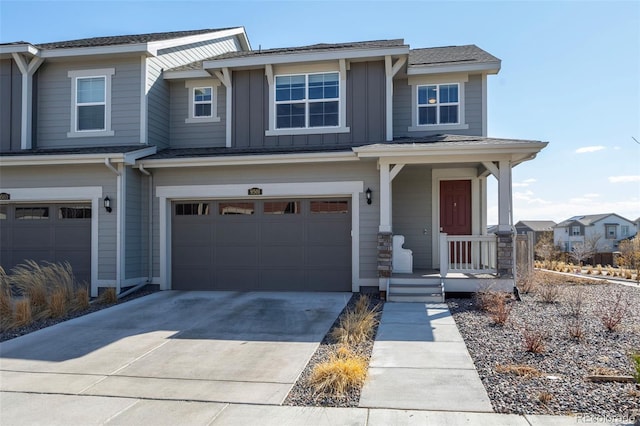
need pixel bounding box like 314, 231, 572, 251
104, 196, 112, 213
366, 188, 372, 205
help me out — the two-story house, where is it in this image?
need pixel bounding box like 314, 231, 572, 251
515, 220, 556, 245
0, 28, 547, 301
554, 213, 638, 255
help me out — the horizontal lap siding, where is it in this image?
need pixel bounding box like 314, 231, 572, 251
232, 61, 386, 149
147, 59, 169, 149
125, 167, 147, 280
36, 58, 141, 148
0, 165, 117, 280
393, 73, 484, 138
169, 81, 226, 148
392, 166, 433, 269
151, 161, 380, 281
0, 59, 22, 151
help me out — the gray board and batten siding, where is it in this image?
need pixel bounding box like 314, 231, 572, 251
0, 59, 23, 152
230, 61, 386, 149
147, 36, 243, 149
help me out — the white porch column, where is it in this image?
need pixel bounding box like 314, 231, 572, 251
384, 55, 406, 142
379, 161, 392, 232
497, 159, 512, 231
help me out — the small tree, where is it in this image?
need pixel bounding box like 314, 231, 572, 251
617, 238, 640, 284
535, 233, 561, 268
569, 234, 601, 267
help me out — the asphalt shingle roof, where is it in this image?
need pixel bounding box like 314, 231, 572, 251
143, 144, 357, 160
515, 221, 557, 232
32, 28, 236, 49
0, 145, 153, 156
409, 45, 499, 67
555, 214, 619, 228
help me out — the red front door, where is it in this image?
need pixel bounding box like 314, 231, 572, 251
440, 180, 472, 263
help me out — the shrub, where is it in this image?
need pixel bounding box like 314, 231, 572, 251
474, 288, 503, 312
73, 286, 90, 312
488, 297, 512, 326
538, 391, 553, 405
632, 352, 640, 384
0, 268, 13, 331
10, 260, 48, 314
598, 290, 630, 332
595, 264, 603, 275
13, 298, 32, 327
495, 364, 542, 378
538, 282, 562, 303
97, 288, 118, 304
48, 287, 67, 318
522, 327, 546, 354
517, 270, 539, 294
309, 346, 367, 396
586, 265, 593, 275
328, 294, 379, 345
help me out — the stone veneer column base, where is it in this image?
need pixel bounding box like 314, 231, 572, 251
495, 230, 514, 279
377, 232, 393, 278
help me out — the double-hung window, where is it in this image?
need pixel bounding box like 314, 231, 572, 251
185, 80, 220, 123
417, 83, 459, 125
275, 72, 339, 129
67, 68, 114, 137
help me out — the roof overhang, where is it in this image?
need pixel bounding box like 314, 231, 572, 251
354, 140, 547, 166
0, 146, 157, 167
203, 46, 410, 70
408, 60, 501, 75
138, 150, 358, 168
0, 43, 39, 59
163, 69, 213, 80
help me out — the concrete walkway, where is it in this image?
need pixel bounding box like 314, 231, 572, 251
359, 302, 493, 412
1, 392, 627, 425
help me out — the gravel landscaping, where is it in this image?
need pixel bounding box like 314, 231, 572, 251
0, 286, 157, 343
284, 293, 383, 407
448, 271, 640, 418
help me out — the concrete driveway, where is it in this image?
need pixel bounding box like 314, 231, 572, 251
0, 291, 350, 405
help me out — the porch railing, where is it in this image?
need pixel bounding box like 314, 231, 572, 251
439, 233, 497, 275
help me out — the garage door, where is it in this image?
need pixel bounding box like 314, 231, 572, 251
171, 198, 351, 291
0, 203, 91, 283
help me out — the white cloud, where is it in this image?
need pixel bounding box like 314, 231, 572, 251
584, 193, 600, 198
575, 146, 605, 154
608, 175, 640, 183
513, 178, 537, 188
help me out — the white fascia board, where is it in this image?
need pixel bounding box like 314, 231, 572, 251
163, 70, 213, 80
123, 146, 157, 164
203, 46, 409, 70
0, 44, 39, 56
407, 60, 501, 76
146, 27, 248, 55
40, 43, 152, 58
139, 151, 358, 168
0, 153, 130, 167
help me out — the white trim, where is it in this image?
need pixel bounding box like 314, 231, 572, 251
185, 80, 221, 123
0, 147, 158, 167
140, 56, 148, 144
409, 81, 466, 130
203, 46, 409, 69
139, 150, 358, 168
115, 164, 123, 294
0, 186, 102, 297
147, 27, 249, 55
156, 181, 364, 292
67, 68, 115, 138
431, 169, 481, 268
407, 61, 501, 76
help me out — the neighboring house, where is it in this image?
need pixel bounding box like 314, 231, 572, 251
0, 28, 547, 301
515, 220, 556, 245
554, 213, 638, 254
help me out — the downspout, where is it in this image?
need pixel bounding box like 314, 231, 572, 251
104, 158, 122, 295
138, 164, 153, 285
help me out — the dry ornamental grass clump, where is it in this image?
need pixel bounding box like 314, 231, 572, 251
309, 346, 367, 397
495, 364, 543, 379
522, 326, 547, 354
329, 295, 379, 345
97, 288, 118, 305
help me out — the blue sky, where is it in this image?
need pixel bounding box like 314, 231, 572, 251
1, 0, 639, 224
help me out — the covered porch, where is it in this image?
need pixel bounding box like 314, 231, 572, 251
353, 135, 547, 302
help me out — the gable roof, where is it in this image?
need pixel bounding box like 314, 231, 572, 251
34, 28, 236, 49
555, 213, 634, 228
515, 220, 557, 232
408, 44, 500, 75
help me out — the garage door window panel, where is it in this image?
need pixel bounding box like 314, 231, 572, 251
15, 207, 49, 220
175, 203, 210, 216
0, 205, 6, 220
59, 206, 91, 219
310, 200, 349, 214
219, 202, 255, 215
264, 201, 300, 215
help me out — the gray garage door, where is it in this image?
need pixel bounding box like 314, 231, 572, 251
171, 198, 351, 291
0, 203, 91, 283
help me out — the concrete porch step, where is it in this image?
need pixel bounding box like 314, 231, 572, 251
387, 282, 445, 303
387, 294, 444, 303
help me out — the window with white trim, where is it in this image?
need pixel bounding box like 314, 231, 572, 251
605, 224, 617, 239
275, 72, 339, 129
571, 226, 581, 236
417, 83, 459, 125
185, 80, 220, 123
67, 68, 115, 138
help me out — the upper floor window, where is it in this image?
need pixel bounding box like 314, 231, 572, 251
275, 72, 339, 129
571, 226, 581, 236
185, 80, 220, 124
67, 69, 115, 138
621, 225, 629, 237
605, 224, 617, 239
417, 83, 459, 125
408, 75, 468, 132
265, 64, 349, 137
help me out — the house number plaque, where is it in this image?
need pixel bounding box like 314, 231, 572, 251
248, 187, 263, 196
0, 193, 10, 200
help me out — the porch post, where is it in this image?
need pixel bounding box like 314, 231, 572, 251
496, 160, 514, 278
377, 161, 393, 290
379, 161, 392, 233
